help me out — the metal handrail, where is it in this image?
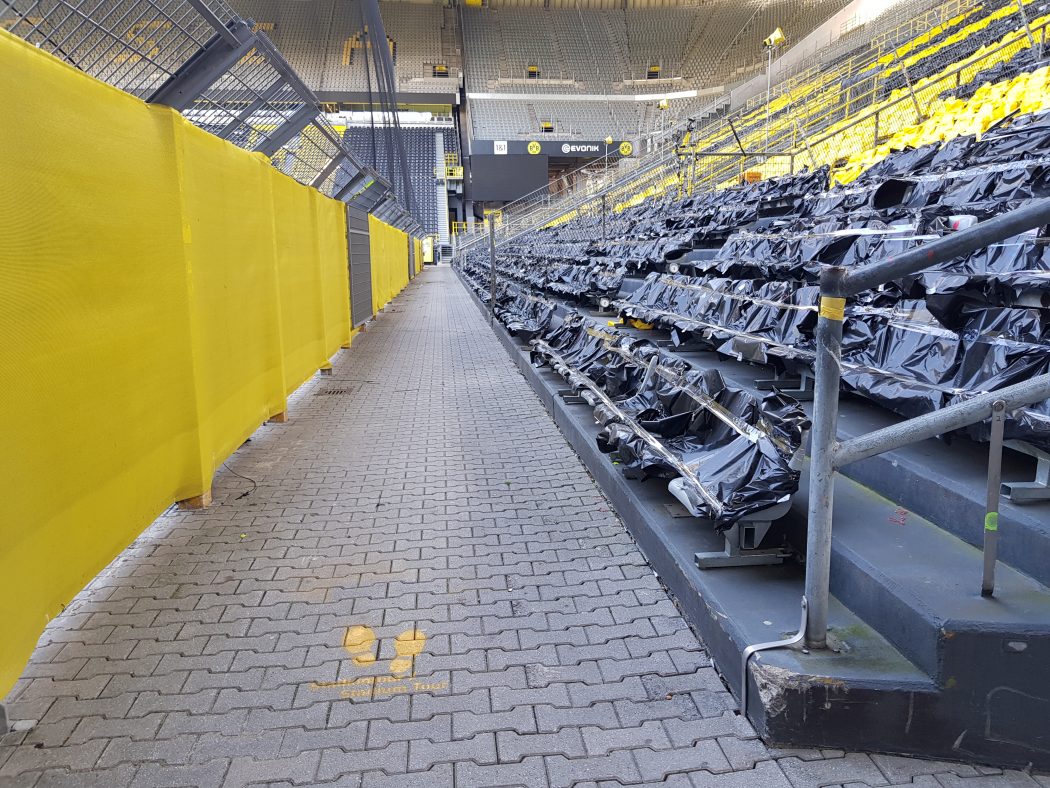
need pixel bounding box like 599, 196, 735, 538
801, 16, 1050, 155
692, 9, 1048, 195
802, 196, 1050, 649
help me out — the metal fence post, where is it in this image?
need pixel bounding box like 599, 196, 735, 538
982, 400, 1007, 597
488, 219, 497, 321
601, 195, 607, 242
1015, 0, 1036, 49
899, 59, 925, 123
803, 265, 847, 649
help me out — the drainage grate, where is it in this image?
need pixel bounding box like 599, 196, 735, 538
315, 387, 355, 396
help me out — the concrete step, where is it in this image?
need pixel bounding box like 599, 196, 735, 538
789, 466, 1050, 679
634, 342, 1050, 589
579, 321, 1050, 674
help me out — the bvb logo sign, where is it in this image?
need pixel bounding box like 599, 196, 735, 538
527, 140, 542, 155
619, 141, 634, 156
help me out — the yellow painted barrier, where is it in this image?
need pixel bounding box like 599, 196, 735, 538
368, 214, 411, 312
414, 238, 424, 275
0, 29, 351, 697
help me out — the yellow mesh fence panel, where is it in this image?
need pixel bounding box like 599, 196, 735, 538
368, 215, 410, 312
316, 190, 353, 353
177, 126, 288, 474
0, 28, 352, 697
272, 173, 329, 392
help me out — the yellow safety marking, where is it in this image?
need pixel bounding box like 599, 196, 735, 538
820, 296, 846, 322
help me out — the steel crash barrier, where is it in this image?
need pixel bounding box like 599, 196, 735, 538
799, 195, 1050, 648
0, 19, 421, 704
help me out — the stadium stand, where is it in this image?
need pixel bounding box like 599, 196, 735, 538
9, 0, 1050, 778
455, 0, 1050, 763
343, 123, 457, 234
461, 2, 852, 94
480, 0, 1050, 231
468, 98, 664, 140
461, 0, 852, 139
229, 0, 462, 95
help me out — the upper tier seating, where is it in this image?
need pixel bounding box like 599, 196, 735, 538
468, 98, 678, 141
460, 3, 852, 96
229, 0, 461, 95
342, 124, 456, 234
669, 0, 1050, 194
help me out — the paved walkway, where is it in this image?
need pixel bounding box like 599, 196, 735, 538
0, 267, 1040, 787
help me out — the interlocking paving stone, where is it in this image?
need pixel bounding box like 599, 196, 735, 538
0, 267, 1033, 786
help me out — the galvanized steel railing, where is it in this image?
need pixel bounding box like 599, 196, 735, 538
801, 197, 1050, 649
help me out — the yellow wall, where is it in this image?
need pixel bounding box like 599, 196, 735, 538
368, 214, 411, 312
0, 29, 351, 696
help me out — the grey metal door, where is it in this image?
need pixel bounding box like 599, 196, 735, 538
346, 205, 373, 326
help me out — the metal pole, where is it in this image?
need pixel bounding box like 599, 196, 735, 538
791, 115, 817, 171
844, 197, 1050, 295
803, 265, 847, 649
764, 46, 773, 160
835, 374, 1050, 467
488, 218, 496, 322
896, 56, 924, 123
982, 400, 1007, 597
601, 195, 607, 242
1015, 0, 1036, 49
